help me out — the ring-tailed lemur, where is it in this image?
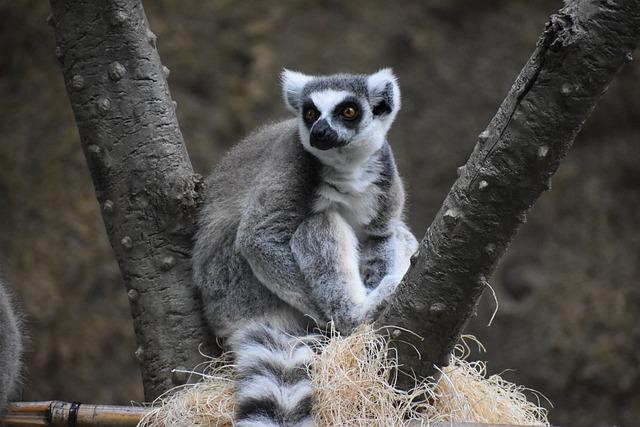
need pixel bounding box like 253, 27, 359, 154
0, 276, 23, 414
193, 69, 418, 426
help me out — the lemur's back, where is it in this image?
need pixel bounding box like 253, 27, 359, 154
201, 119, 300, 231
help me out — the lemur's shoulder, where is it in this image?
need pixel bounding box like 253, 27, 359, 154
210, 118, 315, 184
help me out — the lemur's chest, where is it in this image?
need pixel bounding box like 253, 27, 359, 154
313, 159, 385, 236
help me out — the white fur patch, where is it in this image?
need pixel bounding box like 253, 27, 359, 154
235, 375, 313, 416
236, 417, 280, 427
281, 69, 313, 113
367, 69, 397, 95
313, 154, 384, 232
235, 375, 282, 402
367, 68, 401, 131
389, 221, 419, 278
327, 211, 367, 305
281, 381, 314, 412
309, 90, 350, 117
235, 341, 312, 371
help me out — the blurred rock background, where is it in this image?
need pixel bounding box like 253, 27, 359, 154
1, 0, 638, 425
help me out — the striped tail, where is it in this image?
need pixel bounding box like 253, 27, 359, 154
230, 321, 315, 427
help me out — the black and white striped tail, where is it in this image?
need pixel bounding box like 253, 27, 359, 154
230, 321, 315, 427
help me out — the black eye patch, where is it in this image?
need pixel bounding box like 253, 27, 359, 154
332, 97, 363, 129
301, 100, 320, 127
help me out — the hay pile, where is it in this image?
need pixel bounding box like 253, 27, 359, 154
138, 326, 550, 426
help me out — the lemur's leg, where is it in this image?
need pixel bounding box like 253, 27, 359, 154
291, 210, 403, 333
236, 203, 325, 322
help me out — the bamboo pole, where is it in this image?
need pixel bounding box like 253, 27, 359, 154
1, 402, 542, 427
0, 401, 149, 427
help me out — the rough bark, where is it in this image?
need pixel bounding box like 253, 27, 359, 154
49, 1, 214, 399
377, 0, 640, 388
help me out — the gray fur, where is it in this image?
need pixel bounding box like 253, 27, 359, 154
193, 70, 417, 426
302, 74, 369, 99
0, 277, 23, 414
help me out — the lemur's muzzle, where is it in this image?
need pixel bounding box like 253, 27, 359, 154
310, 119, 347, 150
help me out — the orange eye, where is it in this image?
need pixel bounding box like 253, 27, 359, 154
305, 109, 318, 122
341, 106, 358, 120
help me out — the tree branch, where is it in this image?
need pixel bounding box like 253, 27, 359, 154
49, 0, 214, 399
377, 0, 640, 388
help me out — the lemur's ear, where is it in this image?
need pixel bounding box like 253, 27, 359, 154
367, 68, 401, 126
281, 69, 313, 113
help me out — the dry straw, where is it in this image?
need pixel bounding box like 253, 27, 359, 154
138, 326, 550, 427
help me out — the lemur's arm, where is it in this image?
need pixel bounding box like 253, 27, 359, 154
236, 187, 324, 321
291, 211, 409, 333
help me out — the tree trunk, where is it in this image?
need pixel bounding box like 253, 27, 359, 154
49, 0, 214, 400
377, 0, 640, 388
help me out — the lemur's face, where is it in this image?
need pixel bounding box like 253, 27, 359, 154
281, 69, 401, 161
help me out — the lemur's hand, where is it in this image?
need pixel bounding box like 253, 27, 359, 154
360, 257, 387, 289
363, 274, 403, 322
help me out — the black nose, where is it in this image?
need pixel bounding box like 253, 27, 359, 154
310, 120, 342, 150
310, 120, 332, 139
